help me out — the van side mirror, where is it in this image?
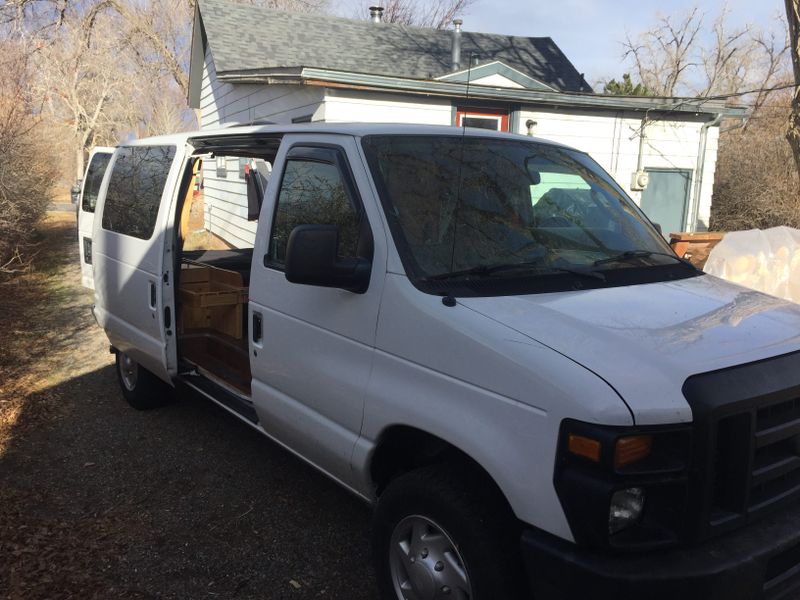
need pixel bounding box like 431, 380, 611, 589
284, 224, 371, 293
653, 222, 663, 236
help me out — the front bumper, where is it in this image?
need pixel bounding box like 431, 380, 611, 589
522, 499, 800, 600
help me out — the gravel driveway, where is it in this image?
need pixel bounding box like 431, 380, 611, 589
0, 214, 376, 599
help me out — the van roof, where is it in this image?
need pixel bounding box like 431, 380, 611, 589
121, 122, 572, 151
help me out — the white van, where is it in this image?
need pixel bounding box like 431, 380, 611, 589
91, 124, 800, 600
77, 146, 115, 289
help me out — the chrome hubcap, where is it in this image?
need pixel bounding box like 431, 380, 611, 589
119, 353, 138, 391
389, 515, 472, 600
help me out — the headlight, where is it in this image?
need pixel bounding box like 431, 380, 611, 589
609, 487, 645, 534
554, 419, 691, 550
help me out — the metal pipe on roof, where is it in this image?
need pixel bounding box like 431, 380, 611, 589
369, 6, 383, 23
452, 19, 462, 71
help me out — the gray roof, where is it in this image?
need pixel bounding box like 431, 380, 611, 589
197, 0, 592, 93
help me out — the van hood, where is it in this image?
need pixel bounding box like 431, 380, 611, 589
458, 274, 800, 425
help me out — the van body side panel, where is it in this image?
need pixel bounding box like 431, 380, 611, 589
93, 144, 186, 384
78, 148, 114, 290
248, 134, 388, 489
353, 273, 634, 541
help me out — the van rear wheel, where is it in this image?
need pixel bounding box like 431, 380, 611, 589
372, 464, 527, 600
115, 351, 170, 410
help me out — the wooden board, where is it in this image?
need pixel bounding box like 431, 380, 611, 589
178, 265, 247, 339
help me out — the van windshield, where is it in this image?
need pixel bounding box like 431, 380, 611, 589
362, 135, 695, 295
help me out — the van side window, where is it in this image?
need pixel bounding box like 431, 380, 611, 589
102, 145, 176, 240
266, 158, 360, 267
81, 153, 112, 213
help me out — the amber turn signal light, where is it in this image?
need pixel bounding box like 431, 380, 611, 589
568, 434, 602, 462
614, 435, 653, 469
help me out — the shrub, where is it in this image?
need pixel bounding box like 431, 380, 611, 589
711, 99, 800, 232
0, 42, 58, 275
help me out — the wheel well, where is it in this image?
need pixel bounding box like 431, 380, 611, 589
369, 426, 515, 512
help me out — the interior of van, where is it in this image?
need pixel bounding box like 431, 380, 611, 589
173, 136, 282, 398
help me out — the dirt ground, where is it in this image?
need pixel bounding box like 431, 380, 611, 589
0, 214, 375, 599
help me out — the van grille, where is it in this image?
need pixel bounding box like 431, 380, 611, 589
764, 541, 800, 599
751, 398, 800, 511
709, 395, 800, 527
683, 351, 800, 547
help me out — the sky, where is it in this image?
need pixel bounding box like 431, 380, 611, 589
463, 0, 788, 89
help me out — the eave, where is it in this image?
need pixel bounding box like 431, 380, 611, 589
214, 67, 748, 119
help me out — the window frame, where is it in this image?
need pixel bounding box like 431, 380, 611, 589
81, 152, 113, 213
264, 144, 367, 272
455, 107, 510, 132
100, 144, 177, 241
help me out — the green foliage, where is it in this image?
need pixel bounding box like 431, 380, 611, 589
602, 74, 655, 96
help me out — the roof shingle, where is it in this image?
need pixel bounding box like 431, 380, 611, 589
198, 0, 592, 93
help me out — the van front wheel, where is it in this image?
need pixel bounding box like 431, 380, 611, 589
372, 464, 526, 600
115, 351, 170, 410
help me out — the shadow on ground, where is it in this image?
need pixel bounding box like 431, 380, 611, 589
0, 367, 374, 599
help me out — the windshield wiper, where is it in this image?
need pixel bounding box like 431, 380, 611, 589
593, 250, 699, 270
424, 261, 606, 282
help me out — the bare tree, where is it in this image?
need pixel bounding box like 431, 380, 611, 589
135, 74, 195, 137
700, 7, 752, 97
83, 0, 192, 96
359, 0, 475, 29
622, 7, 703, 96
35, 13, 134, 179
621, 5, 789, 99
785, 0, 800, 172
80, 0, 328, 98
749, 26, 792, 121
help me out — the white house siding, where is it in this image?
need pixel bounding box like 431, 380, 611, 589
516, 108, 719, 231
199, 46, 326, 246
198, 47, 720, 245
321, 88, 452, 124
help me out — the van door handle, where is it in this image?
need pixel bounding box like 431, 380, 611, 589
252, 313, 262, 343
149, 281, 157, 309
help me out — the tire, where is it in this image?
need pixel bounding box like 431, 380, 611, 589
115, 351, 171, 410
372, 463, 527, 600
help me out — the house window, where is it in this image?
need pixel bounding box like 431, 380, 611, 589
455, 108, 509, 132
215, 155, 227, 178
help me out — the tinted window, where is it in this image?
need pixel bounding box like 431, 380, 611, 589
362, 135, 674, 283
81, 152, 112, 213
266, 158, 360, 267
102, 145, 176, 240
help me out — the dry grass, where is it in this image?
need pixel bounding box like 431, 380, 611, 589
0, 213, 111, 454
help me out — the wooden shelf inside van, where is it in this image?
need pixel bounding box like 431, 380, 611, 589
178, 265, 247, 339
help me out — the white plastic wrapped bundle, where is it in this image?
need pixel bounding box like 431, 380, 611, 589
704, 226, 800, 302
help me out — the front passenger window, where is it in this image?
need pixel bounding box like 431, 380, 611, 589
267, 158, 360, 267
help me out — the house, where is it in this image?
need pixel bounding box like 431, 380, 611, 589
187, 0, 746, 248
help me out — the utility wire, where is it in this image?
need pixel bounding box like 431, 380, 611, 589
626, 82, 798, 139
